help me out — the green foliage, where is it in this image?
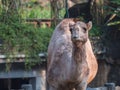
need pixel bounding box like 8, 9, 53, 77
0, 21, 53, 57
107, 21, 120, 26
0, 21, 53, 69
0, 0, 53, 70
104, 0, 120, 27
110, 0, 120, 5
20, 1, 51, 19
106, 0, 120, 15
25, 6, 51, 19
89, 25, 102, 37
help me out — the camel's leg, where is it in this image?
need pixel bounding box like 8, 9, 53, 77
49, 85, 57, 90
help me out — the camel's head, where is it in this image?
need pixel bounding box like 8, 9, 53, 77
69, 21, 92, 45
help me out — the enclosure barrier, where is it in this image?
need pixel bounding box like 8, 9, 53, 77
21, 84, 33, 90
87, 83, 115, 90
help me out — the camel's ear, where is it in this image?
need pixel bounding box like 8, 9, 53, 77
87, 21, 92, 30
73, 18, 81, 23
69, 22, 75, 29
69, 23, 74, 33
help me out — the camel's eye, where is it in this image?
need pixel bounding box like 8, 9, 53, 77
82, 27, 87, 33
70, 28, 73, 33
76, 28, 79, 31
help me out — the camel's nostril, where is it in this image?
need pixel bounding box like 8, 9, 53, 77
73, 35, 78, 39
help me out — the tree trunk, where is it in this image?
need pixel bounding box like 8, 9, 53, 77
91, 0, 110, 25
50, 0, 64, 26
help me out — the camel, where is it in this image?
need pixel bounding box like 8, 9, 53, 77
47, 18, 98, 90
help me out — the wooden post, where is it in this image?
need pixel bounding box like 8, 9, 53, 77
21, 84, 33, 90
8, 79, 11, 90
50, 0, 64, 27
91, 0, 107, 25
50, 0, 58, 27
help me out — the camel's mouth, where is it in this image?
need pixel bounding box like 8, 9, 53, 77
72, 39, 85, 45
72, 39, 79, 41
72, 38, 84, 42
71, 36, 80, 41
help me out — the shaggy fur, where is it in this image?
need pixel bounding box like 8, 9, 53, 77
47, 19, 98, 90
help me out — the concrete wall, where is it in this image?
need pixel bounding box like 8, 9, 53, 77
0, 62, 46, 90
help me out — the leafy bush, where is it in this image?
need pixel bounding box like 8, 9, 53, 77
0, 22, 53, 56
103, 0, 120, 28
0, 0, 54, 70
104, 0, 120, 15
0, 9, 53, 70
0, 0, 53, 58
0, 20, 53, 69
89, 25, 102, 37
110, 0, 120, 5
20, 1, 51, 19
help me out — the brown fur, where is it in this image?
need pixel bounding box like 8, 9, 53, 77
47, 19, 98, 90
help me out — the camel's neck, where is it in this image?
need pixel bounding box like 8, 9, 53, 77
73, 44, 86, 63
